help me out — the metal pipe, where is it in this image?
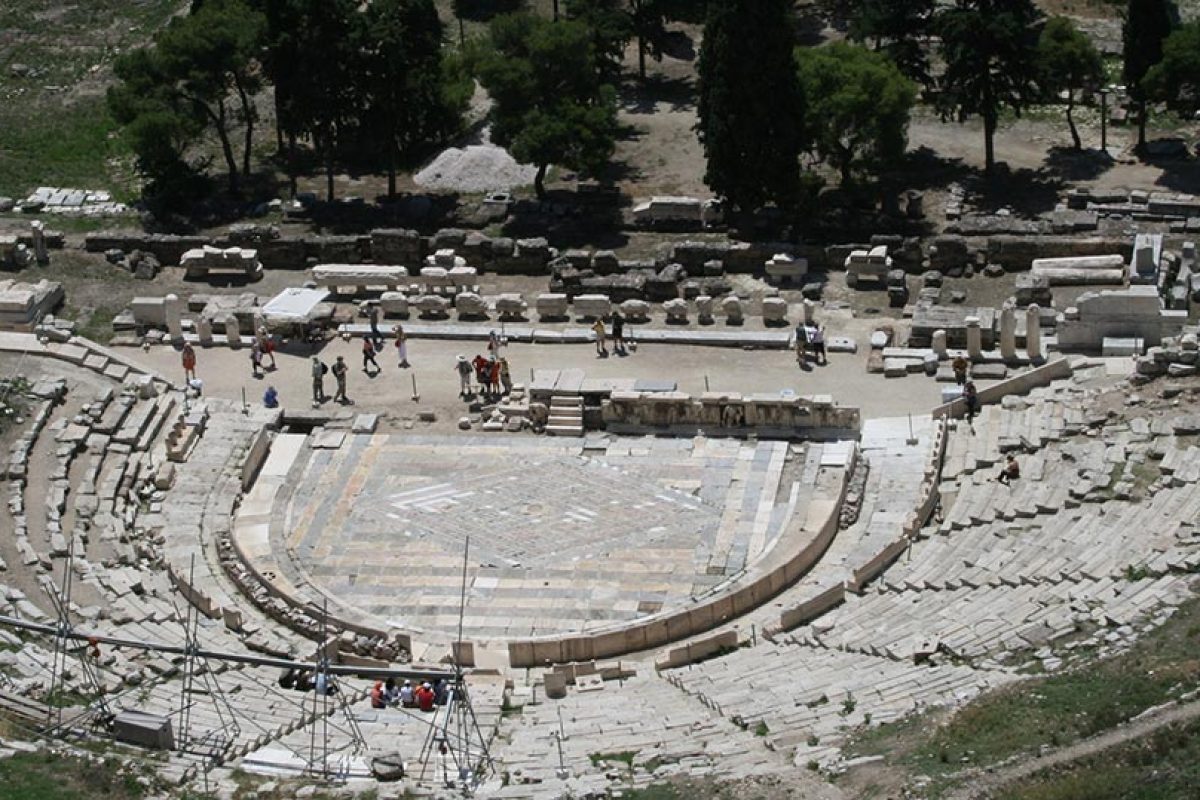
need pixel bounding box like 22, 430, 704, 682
0, 614, 455, 681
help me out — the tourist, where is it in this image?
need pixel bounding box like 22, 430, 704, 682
487, 329, 504, 358
811, 324, 827, 365
385, 678, 401, 706
399, 679, 416, 708
332, 355, 350, 403
250, 340, 263, 378
499, 357, 512, 395
434, 678, 450, 706
257, 327, 277, 370
263, 386, 279, 408
472, 354, 491, 395
455, 355, 472, 397
362, 336, 380, 374
315, 671, 338, 696
367, 303, 382, 345
311, 357, 327, 405
997, 454, 1020, 485
181, 342, 197, 382
489, 357, 502, 395
593, 317, 607, 356
963, 381, 979, 424
371, 680, 387, 709
952, 355, 969, 385
611, 311, 626, 355
794, 323, 808, 364
416, 681, 436, 712
394, 325, 409, 368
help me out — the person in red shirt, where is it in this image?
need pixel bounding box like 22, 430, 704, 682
370, 680, 386, 709
416, 682, 436, 712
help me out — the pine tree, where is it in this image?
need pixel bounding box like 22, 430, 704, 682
848, 0, 935, 87
696, 0, 806, 211
936, 0, 1043, 176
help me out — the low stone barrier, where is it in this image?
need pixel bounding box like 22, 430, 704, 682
508, 446, 855, 667
602, 391, 860, 440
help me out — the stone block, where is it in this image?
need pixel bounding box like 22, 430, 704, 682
536, 293, 569, 320
574, 294, 611, 319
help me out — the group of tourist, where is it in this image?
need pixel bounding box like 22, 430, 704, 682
369, 677, 450, 713
592, 311, 629, 357
793, 323, 828, 366
454, 330, 513, 399
278, 667, 339, 696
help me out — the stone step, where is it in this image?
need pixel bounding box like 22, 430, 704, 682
545, 423, 583, 437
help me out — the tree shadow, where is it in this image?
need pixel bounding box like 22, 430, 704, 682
887, 146, 977, 192
1151, 157, 1200, 195
620, 73, 696, 114
1042, 147, 1115, 182
967, 166, 1064, 217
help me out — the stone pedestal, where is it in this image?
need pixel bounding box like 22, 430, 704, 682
695, 295, 714, 325
999, 305, 1017, 361
965, 316, 983, 360
223, 315, 241, 347
802, 299, 817, 326
30, 220, 48, 265
931, 329, 948, 358
164, 294, 183, 342
196, 317, 213, 346
1026, 304, 1042, 361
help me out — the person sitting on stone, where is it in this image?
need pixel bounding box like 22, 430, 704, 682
997, 454, 1020, 485
263, 385, 279, 408
370, 680, 387, 709
416, 681, 436, 712
385, 677, 401, 707
399, 679, 416, 708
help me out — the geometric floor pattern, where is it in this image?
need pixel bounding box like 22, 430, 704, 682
277, 434, 812, 642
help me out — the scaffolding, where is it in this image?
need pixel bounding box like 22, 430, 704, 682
0, 554, 495, 794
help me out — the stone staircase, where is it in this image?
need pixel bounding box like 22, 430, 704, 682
545, 395, 584, 437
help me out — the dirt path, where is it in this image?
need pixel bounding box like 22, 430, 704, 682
945, 699, 1200, 799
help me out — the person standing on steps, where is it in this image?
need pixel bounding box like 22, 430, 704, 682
181, 342, 197, 382
953, 354, 969, 385
394, 324, 409, 368
362, 336, 380, 374
963, 380, 979, 425
332, 356, 350, 403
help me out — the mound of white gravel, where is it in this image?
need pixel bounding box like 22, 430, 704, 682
414, 143, 538, 193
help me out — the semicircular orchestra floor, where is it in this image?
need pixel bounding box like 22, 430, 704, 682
274, 433, 819, 643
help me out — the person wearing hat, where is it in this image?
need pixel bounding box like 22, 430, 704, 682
454, 354, 472, 397
399, 679, 416, 708
332, 355, 350, 403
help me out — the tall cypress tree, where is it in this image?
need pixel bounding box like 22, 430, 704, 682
696, 0, 806, 212
1124, 0, 1176, 153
